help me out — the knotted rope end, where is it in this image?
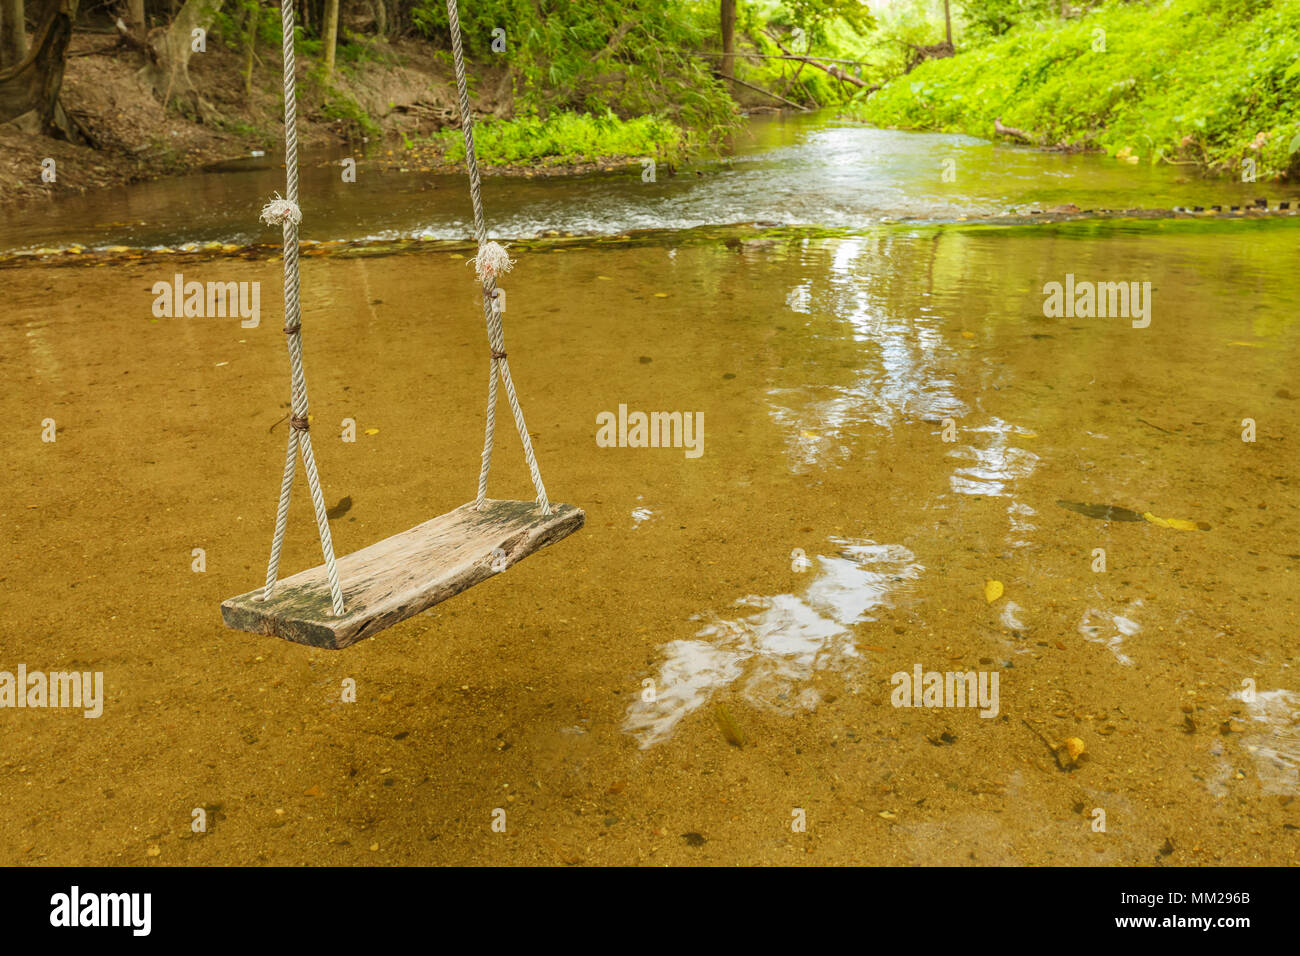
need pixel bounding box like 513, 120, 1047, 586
470, 241, 514, 280
260, 193, 302, 227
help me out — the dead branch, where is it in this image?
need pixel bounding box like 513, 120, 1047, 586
763, 28, 870, 89
994, 117, 1034, 143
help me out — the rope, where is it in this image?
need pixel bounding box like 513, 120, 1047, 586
446, 0, 551, 516
258, 0, 345, 617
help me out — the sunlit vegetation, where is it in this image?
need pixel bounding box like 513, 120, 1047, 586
853, 0, 1300, 180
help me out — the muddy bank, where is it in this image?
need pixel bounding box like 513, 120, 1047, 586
0, 31, 612, 210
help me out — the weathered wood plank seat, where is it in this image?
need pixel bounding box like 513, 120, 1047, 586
222, 500, 584, 649
226, 6, 579, 647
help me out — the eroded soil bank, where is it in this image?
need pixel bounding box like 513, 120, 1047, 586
0, 32, 546, 208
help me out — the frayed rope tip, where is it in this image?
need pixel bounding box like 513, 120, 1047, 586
469, 241, 515, 280
260, 194, 302, 227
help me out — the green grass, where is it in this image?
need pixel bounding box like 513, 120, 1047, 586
431, 111, 687, 167
850, 0, 1300, 179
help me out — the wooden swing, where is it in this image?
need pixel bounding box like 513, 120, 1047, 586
221, 0, 583, 650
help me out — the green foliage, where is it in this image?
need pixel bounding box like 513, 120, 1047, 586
430, 110, 684, 166
957, 0, 1058, 41
409, 0, 738, 139
769, 0, 876, 47
727, 2, 874, 108
839, 0, 944, 84
210, 0, 280, 52
854, 0, 1300, 179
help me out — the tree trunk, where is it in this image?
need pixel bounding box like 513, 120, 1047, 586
719, 0, 735, 82
240, 0, 254, 95
371, 0, 385, 37
322, 0, 337, 77
0, 0, 78, 136
1, 0, 27, 68
127, 0, 145, 34
944, 0, 952, 48
141, 0, 226, 121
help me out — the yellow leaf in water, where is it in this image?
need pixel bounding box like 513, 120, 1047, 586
654, 292, 669, 298
1143, 512, 1200, 531
800, 430, 820, 438
597, 275, 614, 280
364, 428, 380, 436
961, 331, 975, 339
714, 705, 747, 748
1015, 430, 1038, 438
1228, 341, 1263, 348
1064, 737, 1086, 761
984, 579, 1004, 604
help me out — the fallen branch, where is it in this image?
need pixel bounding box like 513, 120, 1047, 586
687, 50, 871, 66
779, 58, 806, 98
68, 43, 123, 57
727, 72, 811, 111
901, 39, 954, 73
994, 117, 1033, 143
762, 29, 870, 89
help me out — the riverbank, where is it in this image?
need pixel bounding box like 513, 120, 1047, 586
0, 32, 710, 210
850, 0, 1300, 181
7, 111, 1300, 258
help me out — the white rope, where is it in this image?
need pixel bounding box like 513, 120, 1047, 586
260, 0, 345, 616
446, 0, 551, 515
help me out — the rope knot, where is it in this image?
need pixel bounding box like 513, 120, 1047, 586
260, 193, 302, 227
289, 414, 310, 432
469, 241, 514, 280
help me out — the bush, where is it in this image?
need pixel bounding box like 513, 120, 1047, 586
431, 110, 685, 166
853, 0, 1300, 179
410, 0, 737, 140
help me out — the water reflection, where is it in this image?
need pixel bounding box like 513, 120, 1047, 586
624, 539, 922, 748
1078, 600, 1144, 666
631, 496, 654, 528
1231, 687, 1300, 794
948, 419, 1040, 497
766, 237, 968, 472
8, 110, 1298, 254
